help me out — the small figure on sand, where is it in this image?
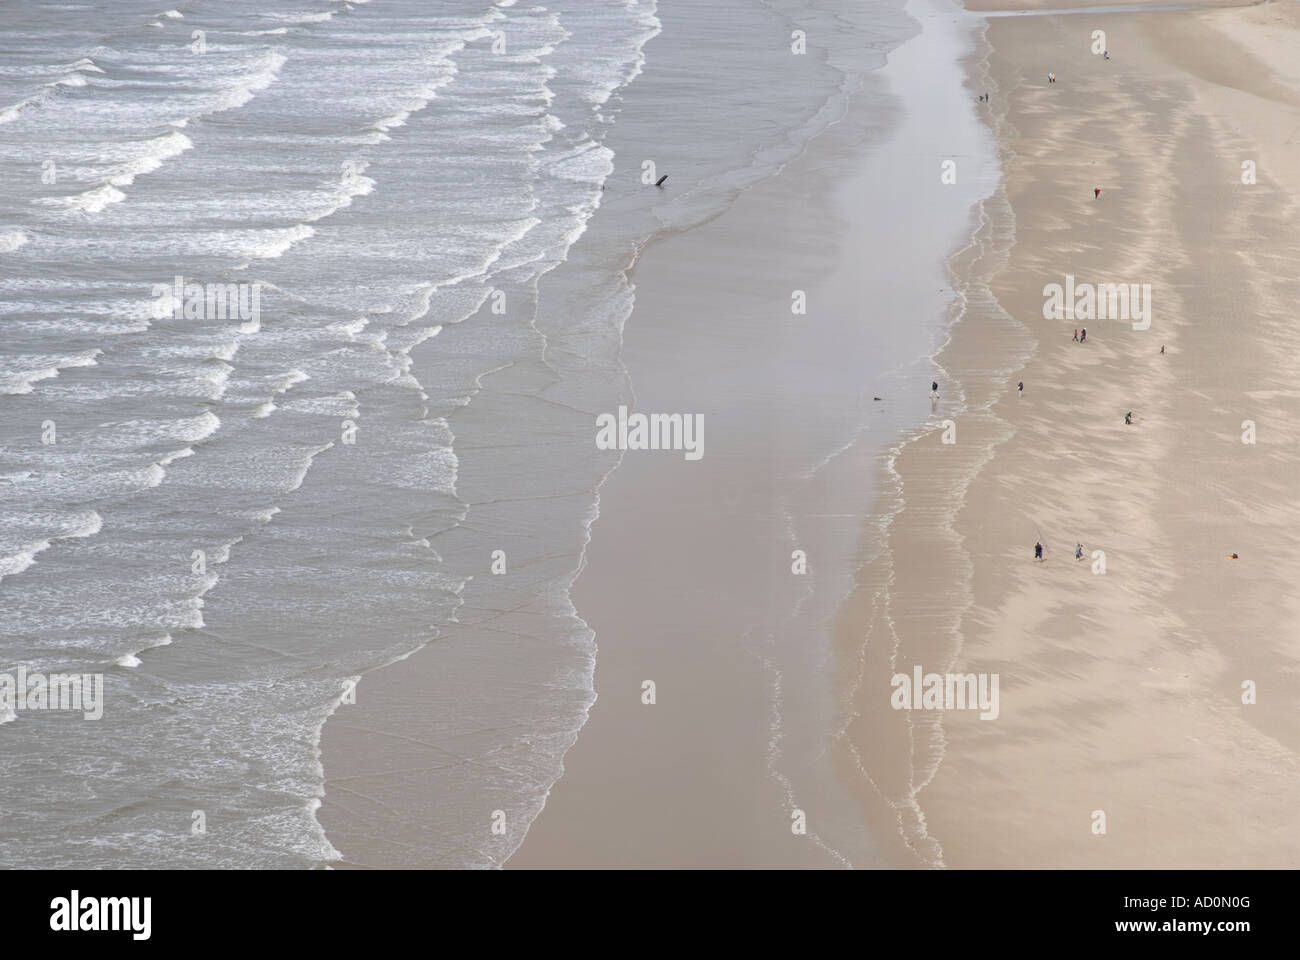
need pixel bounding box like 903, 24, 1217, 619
1034, 540, 1044, 561
1160, 344, 1165, 354
1094, 187, 1101, 199
1104, 51, 1110, 60
1017, 380, 1023, 395
931, 380, 939, 396
1080, 327, 1087, 342
1073, 329, 1079, 342
1075, 542, 1084, 560
1048, 73, 1056, 83
1124, 411, 1133, 425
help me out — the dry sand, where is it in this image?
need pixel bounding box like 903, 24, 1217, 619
845, 0, 1300, 868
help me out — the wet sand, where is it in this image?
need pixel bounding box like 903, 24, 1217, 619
508, 0, 997, 868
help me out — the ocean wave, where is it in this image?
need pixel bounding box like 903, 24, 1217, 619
158, 447, 194, 466
0, 231, 28, 253
204, 50, 287, 117
304, 161, 376, 223
108, 130, 193, 187
287, 442, 334, 492
272, 369, 310, 393
0, 94, 42, 124
36, 130, 195, 215
234, 223, 315, 260
0, 348, 103, 395
0, 510, 102, 585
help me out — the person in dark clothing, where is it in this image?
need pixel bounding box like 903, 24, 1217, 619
1034, 541, 1043, 561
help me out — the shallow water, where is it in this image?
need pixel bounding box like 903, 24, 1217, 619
1, 0, 993, 868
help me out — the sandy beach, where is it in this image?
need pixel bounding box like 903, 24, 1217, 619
843, 0, 1300, 868
511, 0, 1300, 869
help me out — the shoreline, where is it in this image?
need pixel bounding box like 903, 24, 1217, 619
507, 0, 998, 868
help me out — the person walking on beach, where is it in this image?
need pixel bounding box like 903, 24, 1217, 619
1075, 542, 1084, 560
1073, 329, 1079, 341
931, 380, 939, 396
1018, 380, 1024, 395
1124, 411, 1133, 425
1080, 327, 1087, 342
1034, 540, 1044, 561
1160, 344, 1165, 354
1094, 186, 1101, 199
1048, 73, 1056, 83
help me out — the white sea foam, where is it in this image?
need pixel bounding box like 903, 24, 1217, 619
0, 348, 102, 395
0, 510, 103, 584
37, 183, 126, 213
179, 410, 222, 442
158, 446, 194, 466
0, 95, 42, 123
286, 443, 334, 492
305, 161, 375, 222
0, 231, 29, 252
108, 131, 193, 187
39, 130, 194, 215
272, 369, 310, 393
205, 50, 287, 117
236, 223, 315, 260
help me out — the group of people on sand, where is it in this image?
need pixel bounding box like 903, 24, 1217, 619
1072, 328, 1087, 342
1033, 540, 1088, 562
